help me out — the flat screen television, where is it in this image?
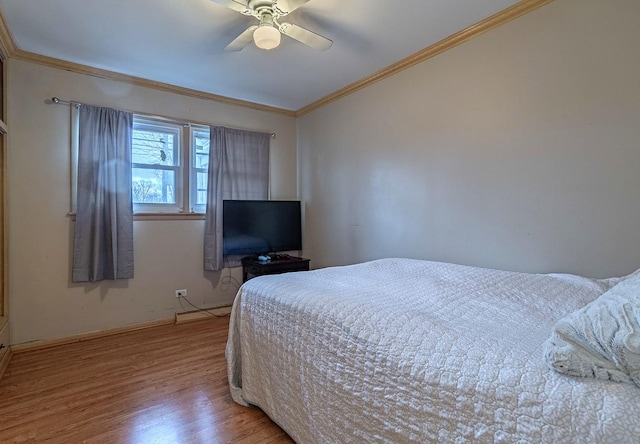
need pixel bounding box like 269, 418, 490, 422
223, 200, 302, 257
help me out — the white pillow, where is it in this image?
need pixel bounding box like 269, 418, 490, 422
543, 268, 640, 386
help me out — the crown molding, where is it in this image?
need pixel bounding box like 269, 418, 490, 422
295, 0, 554, 116
11, 49, 296, 117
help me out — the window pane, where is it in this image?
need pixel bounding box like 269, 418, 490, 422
132, 129, 178, 167
193, 130, 209, 169
196, 171, 208, 205
132, 168, 176, 204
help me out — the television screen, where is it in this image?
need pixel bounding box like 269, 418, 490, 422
223, 200, 302, 256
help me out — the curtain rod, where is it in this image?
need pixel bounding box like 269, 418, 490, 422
47, 97, 276, 138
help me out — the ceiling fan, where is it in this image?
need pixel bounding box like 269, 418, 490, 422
212, 0, 333, 51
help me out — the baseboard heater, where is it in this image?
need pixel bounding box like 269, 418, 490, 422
175, 305, 232, 324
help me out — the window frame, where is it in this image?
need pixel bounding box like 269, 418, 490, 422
132, 117, 183, 213
189, 126, 210, 214
131, 116, 210, 215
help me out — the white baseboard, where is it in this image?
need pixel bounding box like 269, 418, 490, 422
174, 305, 232, 324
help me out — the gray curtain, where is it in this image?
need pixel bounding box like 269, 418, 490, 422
204, 127, 270, 271
72, 105, 134, 282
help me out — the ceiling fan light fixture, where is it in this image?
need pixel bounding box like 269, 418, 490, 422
253, 24, 281, 50
216, 0, 332, 52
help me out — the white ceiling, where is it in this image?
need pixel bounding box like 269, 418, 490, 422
0, 0, 521, 112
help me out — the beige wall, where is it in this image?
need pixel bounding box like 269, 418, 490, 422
7, 60, 297, 344
298, 0, 640, 278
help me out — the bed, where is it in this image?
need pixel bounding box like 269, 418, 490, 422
226, 258, 640, 442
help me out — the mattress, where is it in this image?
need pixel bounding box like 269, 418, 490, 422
226, 258, 640, 442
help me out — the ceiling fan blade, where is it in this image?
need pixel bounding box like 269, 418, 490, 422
274, 0, 310, 14
210, 0, 251, 14
279, 22, 332, 51
225, 25, 258, 51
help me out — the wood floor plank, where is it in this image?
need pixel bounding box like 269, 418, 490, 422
0, 317, 294, 443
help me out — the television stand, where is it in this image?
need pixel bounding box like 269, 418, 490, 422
241, 255, 310, 283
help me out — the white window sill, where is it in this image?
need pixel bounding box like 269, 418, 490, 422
67, 212, 205, 221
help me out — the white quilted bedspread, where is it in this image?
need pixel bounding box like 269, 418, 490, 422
226, 258, 640, 443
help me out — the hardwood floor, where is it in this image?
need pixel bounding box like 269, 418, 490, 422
0, 316, 294, 443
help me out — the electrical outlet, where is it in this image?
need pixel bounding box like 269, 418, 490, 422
175, 289, 187, 298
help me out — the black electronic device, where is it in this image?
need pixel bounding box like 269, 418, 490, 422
223, 200, 302, 257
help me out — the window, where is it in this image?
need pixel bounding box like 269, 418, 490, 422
132, 116, 209, 213
71, 112, 216, 216
191, 128, 210, 213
